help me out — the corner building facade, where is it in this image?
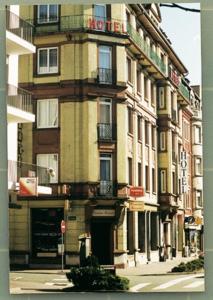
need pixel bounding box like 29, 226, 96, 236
11, 3, 203, 267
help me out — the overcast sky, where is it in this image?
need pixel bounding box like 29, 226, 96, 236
160, 3, 201, 86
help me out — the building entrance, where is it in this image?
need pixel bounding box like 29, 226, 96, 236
31, 208, 64, 260
91, 219, 113, 265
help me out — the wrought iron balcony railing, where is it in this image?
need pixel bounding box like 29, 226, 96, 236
7, 84, 33, 114
97, 123, 116, 141
8, 160, 51, 187
98, 180, 114, 196
6, 10, 34, 44
97, 68, 113, 84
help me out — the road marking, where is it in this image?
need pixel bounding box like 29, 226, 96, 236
130, 283, 151, 292
153, 275, 199, 290
184, 280, 204, 288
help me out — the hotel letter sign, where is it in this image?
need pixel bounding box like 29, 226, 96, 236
180, 151, 188, 193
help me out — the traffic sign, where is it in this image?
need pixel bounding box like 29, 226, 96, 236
61, 220, 66, 233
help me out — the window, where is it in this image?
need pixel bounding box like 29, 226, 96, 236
100, 98, 112, 123
128, 157, 132, 185
99, 99, 112, 139
98, 45, 112, 84
196, 190, 202, 207
160, 169, 166, 193
137, 115, 142, 141
126, 57, 132, 83
37, 47, 58, 74
145, 165, 149, 192
144, 76, 149, 101
151, 82, 156, 106
172, 171, 177, 194
151, 125, 156, 149
37, 99, 58, 128
100, 153, 112, 195
183, 120, 190, 141
37, 153, 58, 183
145, 120, 149, 145
128, 107, 133, 134
94, 4, 106, 19
138, 162, 142, 186
37, 5, 58, 23
194, 126, 201, 144
137, 69, 142, 94
158, 87, 165, 109
195, 157, 202, 175
159, 131, 166, 151
152, 168, 156, 193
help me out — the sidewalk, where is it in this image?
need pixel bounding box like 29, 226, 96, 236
117, 257, 197, 276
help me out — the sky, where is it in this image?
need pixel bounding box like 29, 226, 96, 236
160, 3, 201, 86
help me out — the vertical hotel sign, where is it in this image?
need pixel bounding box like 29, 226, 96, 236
19, 177, 38, 196
180, 151, 188, 193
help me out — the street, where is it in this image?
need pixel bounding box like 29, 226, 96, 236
10, 263, 204, 294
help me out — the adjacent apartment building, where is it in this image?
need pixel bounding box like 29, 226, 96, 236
9, 3, 203, 268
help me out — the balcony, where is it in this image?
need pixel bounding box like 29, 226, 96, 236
97, 68, 114, 84
126, 23, 166, 76
7, 84, 34, 123
177, 81, 190, 104
6, 10, 35, 55
98, 180, 114, 196
97, 123, 116, 141
8, 160, 51, 188
32, 15, 166, 77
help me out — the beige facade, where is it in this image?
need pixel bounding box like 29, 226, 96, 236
9, 3, 203, 267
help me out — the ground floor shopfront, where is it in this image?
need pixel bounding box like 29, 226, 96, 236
9, 198, 202, 268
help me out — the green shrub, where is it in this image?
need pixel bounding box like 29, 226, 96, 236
66, 264, 129, 291
171, 257, 204, 273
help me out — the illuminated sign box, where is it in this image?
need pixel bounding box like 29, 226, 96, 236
19, 177, 38, 196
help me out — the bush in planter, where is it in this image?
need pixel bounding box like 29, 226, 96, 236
66, 256, 129, 291
171, 257, 204, 273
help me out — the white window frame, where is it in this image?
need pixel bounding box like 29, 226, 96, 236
159, 87, 165, 109
195, 157, 202, 175
37, 47, 58, 75
94, 4, 106, 18
160, 170, 166, 193
100, 98, 112, 124
37, 98, 58, 129
159, 131, 166, 151
100, 153, 112, 181
37, 5, 59, 24
194, 125, 202, 144
36, 153, 58, 183
196, 190, 202, 207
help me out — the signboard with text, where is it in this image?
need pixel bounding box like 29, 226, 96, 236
129, 201, 145, 212
129, 187, 144, 197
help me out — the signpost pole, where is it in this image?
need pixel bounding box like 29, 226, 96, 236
60, 220, 66, 274
61, 231, 64, 273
